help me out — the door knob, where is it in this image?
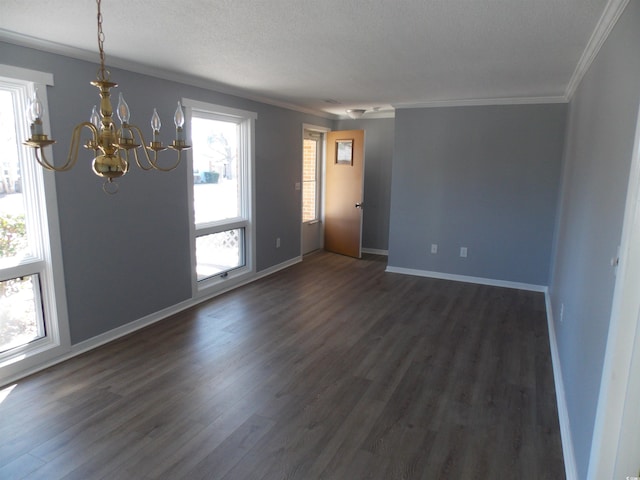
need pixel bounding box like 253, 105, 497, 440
355, 202, 363, 209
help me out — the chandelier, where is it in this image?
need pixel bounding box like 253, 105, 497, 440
23, 0, 190, 194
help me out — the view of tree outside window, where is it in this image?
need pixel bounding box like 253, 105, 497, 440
0, 89, 45, 353
191, 117, 239, 225
191, 115, 244, 280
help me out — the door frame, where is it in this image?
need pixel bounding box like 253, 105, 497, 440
300, 124, 330, 256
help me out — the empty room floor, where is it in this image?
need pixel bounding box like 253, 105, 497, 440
0, 251, 565, 479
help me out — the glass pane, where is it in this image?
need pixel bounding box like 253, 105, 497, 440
302, 181, 317, 222
191, 116, 240, 225
0, 90, 28, 262
303, 138, 317, 181
302, 138, 318, 222
0, 274, 45, 353
196, 229, 244, 281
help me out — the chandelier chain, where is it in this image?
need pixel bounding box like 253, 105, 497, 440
96, 0, 108, 81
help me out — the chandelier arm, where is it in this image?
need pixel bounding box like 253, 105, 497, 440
132, 149, 153, 171
115, 126, 152, 171
33, 144, 75, 172
64, 122, 100, 171
127, 124, 155, 170
32, 121, 97, 172
127, 125, 182, 172
125, 148, 152, 172
128, 124, 181, 172
149, 149, 183, 172
144, 147, 182, 172
33, 148, 57, 171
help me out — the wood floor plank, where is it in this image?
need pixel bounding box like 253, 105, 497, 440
0, 251, 565, 479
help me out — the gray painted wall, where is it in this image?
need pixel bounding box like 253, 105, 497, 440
0, 41, 332, 344
388, 104, 566, 285
335, 118, 394, 251
549, 2, 640, 478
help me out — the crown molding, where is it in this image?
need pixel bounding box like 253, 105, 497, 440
0, 29, 338, 120
564, 0, 630, 100
393, 95, 568, 110
3, 0, 627, 120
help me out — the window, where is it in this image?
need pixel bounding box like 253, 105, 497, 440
0, 65, 69, 384
183, 99, 256, 293
302, 131, 322, 223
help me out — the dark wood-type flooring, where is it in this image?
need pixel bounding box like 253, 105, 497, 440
0, 252, 565, 479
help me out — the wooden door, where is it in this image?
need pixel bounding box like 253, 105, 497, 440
324, 130, 364, 258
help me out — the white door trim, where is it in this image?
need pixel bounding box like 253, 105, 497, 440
300, 124, 330, 257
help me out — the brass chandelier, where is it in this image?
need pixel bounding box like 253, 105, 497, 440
23, 0, 190, 194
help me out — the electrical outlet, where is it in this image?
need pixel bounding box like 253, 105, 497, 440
460, 247, 467, 258
276, 237, 281, 248
431, 244, 438, 254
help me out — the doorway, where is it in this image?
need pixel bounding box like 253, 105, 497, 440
300, 126, 366, 258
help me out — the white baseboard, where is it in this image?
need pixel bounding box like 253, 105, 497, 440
362, 248, 389, 256
545, 291, 578, 480
255, 256, 302, 279
1, 256, 302, 387
385, 265, 547, 292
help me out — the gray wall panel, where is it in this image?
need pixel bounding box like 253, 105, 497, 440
388, 104, 566, 285
548, 2, 640, 477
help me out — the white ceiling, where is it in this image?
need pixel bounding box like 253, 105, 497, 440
0, 0, 613, 117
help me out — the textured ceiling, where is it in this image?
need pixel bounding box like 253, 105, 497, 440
0, 0, 610, 117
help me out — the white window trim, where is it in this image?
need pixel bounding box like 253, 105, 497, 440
302, 130, 324, 224
182, 98, 257, 299
0, 65, 71, 386
302, 123, 330, 223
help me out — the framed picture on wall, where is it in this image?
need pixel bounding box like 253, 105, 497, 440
336, 139, 353, 165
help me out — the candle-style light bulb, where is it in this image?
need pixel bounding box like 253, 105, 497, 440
117, 93, 130, 124
90, 105, 100, 130
28, 90, 43, 122
151, 108, 161, 132
27, 89, 44, 136
174, 101, 185, 128
174, 101, 185, 142
151, 108, 161, 143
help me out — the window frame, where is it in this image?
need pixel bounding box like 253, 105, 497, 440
0, 65, 70, 385
182, 99, 256, 297
302, 130, 323, 224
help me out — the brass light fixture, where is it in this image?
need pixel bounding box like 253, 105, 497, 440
346, 109, 366, 119
23, 0, 190, 194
